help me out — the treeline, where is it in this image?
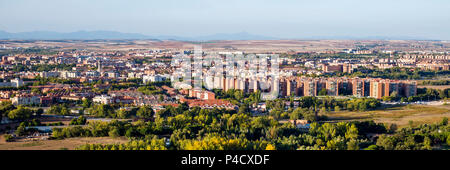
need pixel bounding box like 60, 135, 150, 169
77, 137, 167, 150
111, 82, 140, 91
137, 81, 171, 95
0, 48, 58, 56
87, 104, 156, 119
137, 86, 163, 95
345, 98, 381, 111
374, 118, 449, 150
9, 64, 75, 72
0, 86, 30, 91
32, 76, 80, 86
287, 53, 375, 60
69, 116, 87, 125
216, 91, 381, 120
39, 97, 450, 150
403, 88, 450, 102
47, 104, 71, 115
266, 96, 380, 120
0, 102, 42, 122
213, 89, 261, 105
420, 80, 450, 85
333, 67, 450, 80
50, 101, 405, 150
71, 118, 390, 150
46, 101, 158, 120
74, 117, 449, 150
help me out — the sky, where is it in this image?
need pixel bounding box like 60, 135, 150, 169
0, 0, 449, 39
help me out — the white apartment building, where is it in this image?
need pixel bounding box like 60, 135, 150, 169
40, 71, 60, 78
92, 95, 113, 104
11, 95, 40, 105
10, 78, 24, 88
143, 75, 167, 84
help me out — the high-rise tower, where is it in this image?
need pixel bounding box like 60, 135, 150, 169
97, 60, 102, 73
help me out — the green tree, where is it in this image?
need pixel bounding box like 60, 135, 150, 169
318, 89, 328, 96
290, 108, 304, 120
31, 88, 42, 94
70, 116, 87, 125
4, 134, 13, 142
137, 106, 155, 119
77, 116, 87, 125
158, 94, 164, 102
109, 128, 120, 138
0, 102, 16, 120
364, 145, 379, 150
334, 105, 340, 112
376, 135, 395, 150
82, 99, 92, 108
408, 120, 414, 127
238, 103, 250, 115
8, 106, 33, 121
35, 108, 44, 117
89, 104, 115, 117
345, 124, 359, 140
302, 110, 317, 122
346, 139, 359, 150
15, 125, 27, 136
234, 90, 244, 101
48, 104, 70, 115
156, 108, 173, 118
441, 117, 448, 126
423, 137, 432, 150
388, 123, 398, 133
117, 109, 131, 119
447, 135, 450, 146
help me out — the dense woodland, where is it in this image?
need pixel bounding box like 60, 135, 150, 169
419, 80, 450, 85
1, 99, 448, 150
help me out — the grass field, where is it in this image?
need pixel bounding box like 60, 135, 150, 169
324, 104, 450, 128
0, 136, 129, 150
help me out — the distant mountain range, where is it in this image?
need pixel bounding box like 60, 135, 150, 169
0, 30, 437, 41
0, 30, 277, 41
0, 30, 155, 40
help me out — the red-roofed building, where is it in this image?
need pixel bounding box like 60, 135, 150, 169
180, 97, 237, 110
188, 89, 215, 100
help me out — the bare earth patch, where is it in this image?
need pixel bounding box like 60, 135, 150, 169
0, 136, 129, 150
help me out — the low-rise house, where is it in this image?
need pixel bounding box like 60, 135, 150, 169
289, 119, 310, 131
180, 97, 237, 110
188, 89, 215, 100
143, 75, 167, 84
11, 94, 41, 105
92, 95, 113, 104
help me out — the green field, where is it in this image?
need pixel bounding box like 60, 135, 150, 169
324, 104, 450, 128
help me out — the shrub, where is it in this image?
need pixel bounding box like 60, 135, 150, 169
4, 134, 14, 142
364, 144, 379, 150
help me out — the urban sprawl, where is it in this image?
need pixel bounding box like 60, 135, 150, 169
0, 40, 449, 150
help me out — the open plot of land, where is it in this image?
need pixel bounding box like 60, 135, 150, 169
417, 78, 450, 90
0, 136, 129, 150
4, 39, 448, 53
325, 104, 450, 128
418, 85, 450, 90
